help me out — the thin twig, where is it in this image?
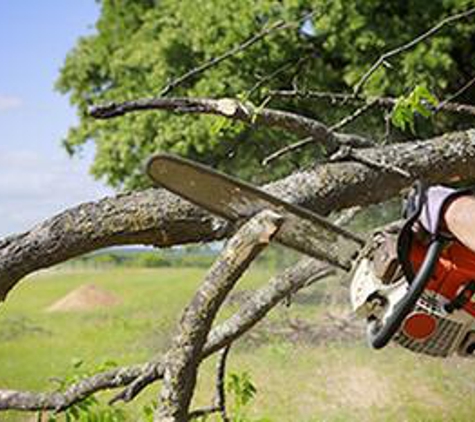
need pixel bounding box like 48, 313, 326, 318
353, 6, 475, 95
159, 11, 318, 96
189, 345, 231, 421
328, 100, 377, 132
436, 75, 475, 112
188, 405, 220, 420
215, 345, 231, 422
271, 89, 475, 116
247, 56, 310, 98
262, 136, 313, 166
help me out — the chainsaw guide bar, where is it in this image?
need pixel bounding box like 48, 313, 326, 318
147, 154, 364, 270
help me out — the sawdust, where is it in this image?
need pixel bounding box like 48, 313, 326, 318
46, 284, 121, 312
324, 366, 392, 409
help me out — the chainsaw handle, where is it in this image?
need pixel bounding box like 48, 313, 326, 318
367, 238, 445, 350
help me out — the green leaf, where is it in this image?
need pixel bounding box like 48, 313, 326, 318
390, 84, 438, 134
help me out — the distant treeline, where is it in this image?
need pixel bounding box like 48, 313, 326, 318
64, 243, 299, 270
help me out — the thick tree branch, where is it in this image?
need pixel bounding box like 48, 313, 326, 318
0, 189, 229, 301
2, 129, 475, 301
157, 210, 283, 421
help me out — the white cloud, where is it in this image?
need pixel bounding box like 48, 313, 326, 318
0, 95, 23, 112
0, 149, 113, 238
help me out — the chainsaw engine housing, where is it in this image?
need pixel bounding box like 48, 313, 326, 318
351, 237, 475, 358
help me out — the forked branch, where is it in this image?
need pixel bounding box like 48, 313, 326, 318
90, 96, 373, 153
159, 10, 318, 96
353, 6, 475, 95
157, 210, 283, 420
0, 257, 333, 413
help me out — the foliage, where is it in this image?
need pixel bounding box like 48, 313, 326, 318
57, 0, 475, 189
391, 85, 439, 133
141, 400, 158, 422
37, 359, 127, 422
226, 371, 263, 422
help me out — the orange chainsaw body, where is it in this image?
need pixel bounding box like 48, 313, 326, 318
410, 239, 475, 317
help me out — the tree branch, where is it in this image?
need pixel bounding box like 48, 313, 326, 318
271, 90, 475, 117
89, 96, 373, 154
159, 10, 318, 96
2, 129, 475, 301
353, 6, 475, 95
262, 136, 313, 166
0, 364, 145, 412
0, 189, 230, 302
263, 99, 377, 164
436, 75, 475, 113
188, 345, 231, 421
157, 210, 283, 421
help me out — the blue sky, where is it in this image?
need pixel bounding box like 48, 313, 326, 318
0, 1, 113, 238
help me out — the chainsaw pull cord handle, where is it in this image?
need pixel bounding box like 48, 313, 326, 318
367, 180, 445, 349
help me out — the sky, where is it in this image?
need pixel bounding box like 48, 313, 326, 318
0, 1, 113, 238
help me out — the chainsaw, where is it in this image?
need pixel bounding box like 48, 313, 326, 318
147, 154, 475, 358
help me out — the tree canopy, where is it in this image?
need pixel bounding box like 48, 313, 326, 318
57, 0, 475, 189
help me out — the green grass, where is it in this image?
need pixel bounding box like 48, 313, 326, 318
1, 267, 475, 421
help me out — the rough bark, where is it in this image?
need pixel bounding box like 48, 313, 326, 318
90, 97, 373, 153
1, 129, 475, 301
0, 190, 228, 301
157, 210, 283, 421
0, 365, 144, 411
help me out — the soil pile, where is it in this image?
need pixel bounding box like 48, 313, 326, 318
46, 284, 121, 312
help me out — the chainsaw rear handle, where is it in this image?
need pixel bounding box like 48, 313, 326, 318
367, 238, 445, 350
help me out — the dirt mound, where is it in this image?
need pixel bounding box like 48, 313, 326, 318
46, 284, 121, 312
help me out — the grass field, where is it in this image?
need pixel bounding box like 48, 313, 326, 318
1, 265, 475, 421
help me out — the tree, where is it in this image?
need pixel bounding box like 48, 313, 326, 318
2, 2, 475, 421
57, 0, 475, 189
